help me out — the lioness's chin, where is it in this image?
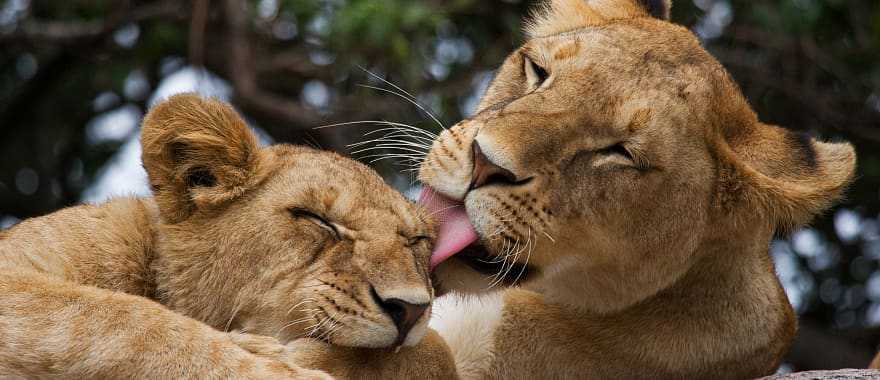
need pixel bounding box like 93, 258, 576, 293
433, 242, 537, 296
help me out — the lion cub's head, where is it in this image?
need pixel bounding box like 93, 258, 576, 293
140, 94, 434, 348
419, 0, 856, 312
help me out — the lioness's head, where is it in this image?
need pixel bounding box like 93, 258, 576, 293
141, 94, 434, 348
420, 0, 856, 313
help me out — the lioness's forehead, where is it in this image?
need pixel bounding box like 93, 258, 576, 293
530, 22, 705, 67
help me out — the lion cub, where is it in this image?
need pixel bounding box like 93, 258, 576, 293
0, 94, 449, 378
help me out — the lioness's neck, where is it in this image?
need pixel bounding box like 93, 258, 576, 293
531, 229, 795, 372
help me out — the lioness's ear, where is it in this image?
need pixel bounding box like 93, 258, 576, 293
719, 123, 856, 229
527, 0, 671, 38
141, 93, 263, 223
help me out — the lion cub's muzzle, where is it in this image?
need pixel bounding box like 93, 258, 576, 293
370, 287, 429, 346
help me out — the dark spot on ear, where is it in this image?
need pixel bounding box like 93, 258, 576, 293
187, 168, 217, 188
788, 132, 818, 170
639, 0, 670, 20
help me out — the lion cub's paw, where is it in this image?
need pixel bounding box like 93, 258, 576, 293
228, 331, 287, 356
228, 332, 334, 380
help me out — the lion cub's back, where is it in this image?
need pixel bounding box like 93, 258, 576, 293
0, 197, 159, 296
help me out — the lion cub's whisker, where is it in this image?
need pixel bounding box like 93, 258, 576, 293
276, 316, 320, 337
285, 299, 317, 317
224, 302, 246, 332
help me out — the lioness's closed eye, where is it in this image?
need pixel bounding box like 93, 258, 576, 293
0, 93, 436, 378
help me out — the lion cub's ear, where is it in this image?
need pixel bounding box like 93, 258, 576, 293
720, 123, 856, 229
141, 93, 264, 223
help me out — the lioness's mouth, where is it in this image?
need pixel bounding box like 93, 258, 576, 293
456, 243, 535, 285
419, 186, 535, 285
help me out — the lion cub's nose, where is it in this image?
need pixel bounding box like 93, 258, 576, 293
378, 297, 429, 345
469, 141, 521, 190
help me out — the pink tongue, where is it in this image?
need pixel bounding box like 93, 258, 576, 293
418, 186, 479, 270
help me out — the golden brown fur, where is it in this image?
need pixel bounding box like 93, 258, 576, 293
0, 94, 455, 378
290, 1, 856, 378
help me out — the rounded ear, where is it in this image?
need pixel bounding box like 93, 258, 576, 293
141, 93, 264, 223
527, 0, 672, 38
717, 124, 857, 230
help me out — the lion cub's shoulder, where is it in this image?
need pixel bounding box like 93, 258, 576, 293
0, 197, 159, 295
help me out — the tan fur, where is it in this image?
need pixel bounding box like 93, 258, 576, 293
0, 94, 455, 378
290, 0, 855, 378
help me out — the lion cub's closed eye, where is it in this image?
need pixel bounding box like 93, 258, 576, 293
0, 93, 436, 378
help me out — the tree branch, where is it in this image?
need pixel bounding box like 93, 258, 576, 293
223, 0, 323, 129
0, 2, 185, 46
188, 0, 210, 66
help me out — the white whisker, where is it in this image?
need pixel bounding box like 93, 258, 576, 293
512, 228, 534, 286
356, 65, 447, 130
355, 84, 446, 131
224, 301, 245, 332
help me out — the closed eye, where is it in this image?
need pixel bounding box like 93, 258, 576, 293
523, 55, 550, 90
597, 143, 634, 162
289, 208, 341, 240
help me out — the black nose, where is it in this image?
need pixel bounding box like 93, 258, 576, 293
377, 297, 429, 346
469, 141, 522, 190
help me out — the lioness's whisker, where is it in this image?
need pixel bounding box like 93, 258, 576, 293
349, 130, 435, 148
358, 153, 423, 161
361, 137, 433, 149
542, 230, 556, 243
349, 135, 433, 149
511, 228, 534, 286
360, 123, 438, 139
373, 135, 433, 148
351, 146, 428, 156
315, 121, 437, 140
358, 155, 424, 166
359, 124, 438, 138
486, 239, 510, 288
361, 156, 424, 165
365, 120, 439, 138
355, 84, 446, 131
352, 141, 431, 152
357, 65, 420, 102
498, 238, 525, 287
356, 65, 447, 130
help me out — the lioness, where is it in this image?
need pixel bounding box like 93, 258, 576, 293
0, 94, 456, 378
290, 0, 856, 378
